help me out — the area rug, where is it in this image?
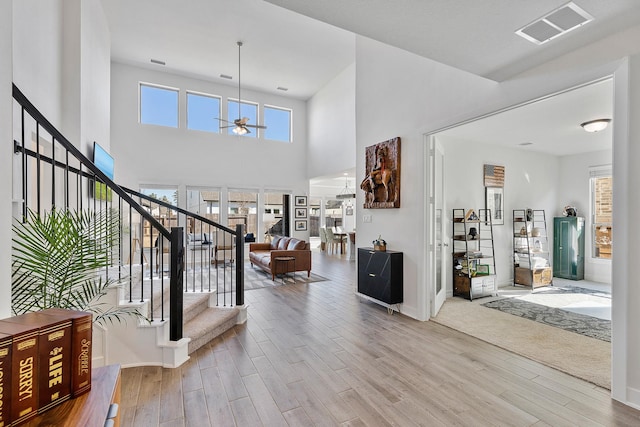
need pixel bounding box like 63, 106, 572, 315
244, 263, 328, 290
482, 298, 610, 342
432, 297, 611, 389
512, 285, 611, 320
171, 262, 328, 292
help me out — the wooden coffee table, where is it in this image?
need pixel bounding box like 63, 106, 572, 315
274, 256, 296, 283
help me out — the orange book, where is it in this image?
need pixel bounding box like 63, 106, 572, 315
0, 320, 39, 426
40, 309, 93, 397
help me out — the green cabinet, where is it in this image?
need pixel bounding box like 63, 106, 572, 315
553, 217, 585, 280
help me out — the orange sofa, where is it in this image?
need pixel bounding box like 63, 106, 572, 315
249, 236, 312, 280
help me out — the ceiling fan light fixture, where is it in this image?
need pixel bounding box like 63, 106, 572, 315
233, 126, 248, 135
580, 118, 611, 133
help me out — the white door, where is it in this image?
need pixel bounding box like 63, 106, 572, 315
429, 138, 447, 316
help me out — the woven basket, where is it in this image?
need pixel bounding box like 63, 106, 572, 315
374, 244, 386, 252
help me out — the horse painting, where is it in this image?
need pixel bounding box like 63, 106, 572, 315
361, 138, 401, 208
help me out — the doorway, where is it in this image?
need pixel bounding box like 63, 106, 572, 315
427, 78, 614, 385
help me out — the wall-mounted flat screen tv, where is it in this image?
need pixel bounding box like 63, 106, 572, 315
92, 141, 114, 201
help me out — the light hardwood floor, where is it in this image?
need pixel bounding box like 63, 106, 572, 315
121, 250, 640, 426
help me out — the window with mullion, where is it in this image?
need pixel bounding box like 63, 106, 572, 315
227, 100, 258, 138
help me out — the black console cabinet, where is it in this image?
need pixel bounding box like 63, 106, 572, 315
357, 248, 403, 304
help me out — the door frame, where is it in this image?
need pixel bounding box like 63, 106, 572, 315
426, 135, 447, 317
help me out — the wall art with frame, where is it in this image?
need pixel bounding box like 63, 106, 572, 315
485, 186, 504, 225
295, 196, 307, 206
294, 208, 307, 218
295, 220, 307, 231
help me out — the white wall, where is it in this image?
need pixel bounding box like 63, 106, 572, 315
307, 63, 356, 179
355, 37, 498, 321
353, 29, 640, 407
0, 1, 13, 319
12, 0, 63, 126
440, 137, 559, 289
80, 0, 111, 155
109, 63, 310, 240
558, 150, 613, 283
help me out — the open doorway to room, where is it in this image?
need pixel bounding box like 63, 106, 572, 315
428, 78, 614, 389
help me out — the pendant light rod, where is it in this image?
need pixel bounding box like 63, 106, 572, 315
237, 41, 242, 121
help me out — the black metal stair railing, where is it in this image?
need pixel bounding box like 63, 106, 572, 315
121, 187, 244, 307
11, 83, 245, 340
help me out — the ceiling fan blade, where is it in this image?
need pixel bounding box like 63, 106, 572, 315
240, 117, 250, 125
214, 117, 231, 123
245, 124, 267, 129
220, 125, 234, 129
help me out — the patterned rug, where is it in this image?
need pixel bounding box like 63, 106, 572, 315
244, 262, 328, 290
482, 287, 611, 342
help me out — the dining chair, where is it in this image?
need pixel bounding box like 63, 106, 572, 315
319, 227, 328, 251
326, 227, 346, 254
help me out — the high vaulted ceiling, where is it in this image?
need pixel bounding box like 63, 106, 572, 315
103, 0, 640, 101
101, 0, 356, 100
265, 0, 640, 81
101, 0, 631, 191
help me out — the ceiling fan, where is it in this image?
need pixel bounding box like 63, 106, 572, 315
217, 41, 267, 135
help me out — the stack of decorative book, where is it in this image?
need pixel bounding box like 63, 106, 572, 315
0, 308, 92, 426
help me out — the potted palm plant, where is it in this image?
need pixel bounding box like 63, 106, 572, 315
11, 207, 146, 325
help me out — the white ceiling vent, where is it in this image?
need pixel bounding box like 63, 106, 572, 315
516, 2, 594, 45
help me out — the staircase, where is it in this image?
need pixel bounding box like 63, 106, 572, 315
11, 83, 246, 368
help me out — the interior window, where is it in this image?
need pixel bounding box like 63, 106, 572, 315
264, 105, 292, 142
187, 92, 221, 133
228, 190, 257, 235
139, 83, 178, 128
264, 191, 286, 238
227, 100, 258, 138
591, 168, 612, 259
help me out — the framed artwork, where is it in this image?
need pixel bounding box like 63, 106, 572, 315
294, 208, 307, 218
477, 264, 490, 275
295, 220, 307, 231
361, 137, 401, 209
295, 196, 307, 206
485, 187, 504, 225
484, 164, 505, 187
345, 206, 354, 216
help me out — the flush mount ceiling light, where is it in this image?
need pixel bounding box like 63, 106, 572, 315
580, 118, 611, 133
515, 2, 593, 45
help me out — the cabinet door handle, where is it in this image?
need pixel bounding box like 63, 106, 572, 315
369, 273, 376, 277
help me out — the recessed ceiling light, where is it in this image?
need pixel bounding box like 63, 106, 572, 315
150, 59, 166, 65
219, 74, 233, 80
277, 86, 289, 91
580, 118, 611, 132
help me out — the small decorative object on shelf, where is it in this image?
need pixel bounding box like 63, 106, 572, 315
468, 227, 478, 240
465, 209, 478, 221
372, 235, 387, 251
563, 205, 577, 217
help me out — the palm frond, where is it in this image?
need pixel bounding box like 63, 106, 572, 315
11, 207, 141, 325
